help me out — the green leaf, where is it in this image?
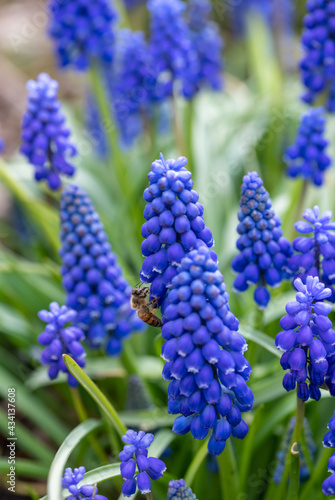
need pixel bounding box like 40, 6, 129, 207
184, 439, 209, 487
0, 365, 70, 445
47, 419, 102, 500
0, 407, 54, 463
0, 458, 49, 479
63, 354, 127, 438
148, 429, 175, 458
240, 325, 280, 358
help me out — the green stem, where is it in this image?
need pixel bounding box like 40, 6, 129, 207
290, 180, 308, 240
239, 405, 265, 493
218, 439, 238, 500
184, 439, 209, 486
172, 94, 186, 156
184, 99, 194, 174
89, 63, 130, 198
288, 443, 300, 500
273, 394, 305, 500
114, 0, 131, 27
247, 308, 264, 367
70, 387, 108, 464
300, 446, 333, 500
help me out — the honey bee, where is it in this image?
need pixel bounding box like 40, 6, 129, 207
131, 284, 162, 328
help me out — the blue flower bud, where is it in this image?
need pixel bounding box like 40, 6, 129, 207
207, 435, 226, 456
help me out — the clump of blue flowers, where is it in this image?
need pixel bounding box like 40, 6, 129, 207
38, 302, 86, 387
162, 246, 253, 455
119, 430, 166, 497
323, 412, 335, 495
275, 276, 335, 401
148, 0, 198, 99
140, 154, 213, 303
273, 417, 316, 484
231, 171, 292, 308
167, 479, 198, 500
300, 0, 335, 111
48, 0, 117, 70
112, 29, 158, 147
60, 184, 145, 355
285, 108, 331, 186
20, 73, 77, 190
62, 466, 107, 500
186, 0, 223, 97
287, 206, 335, 302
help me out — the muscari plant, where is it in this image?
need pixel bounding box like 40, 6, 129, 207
3, 0, 335, 499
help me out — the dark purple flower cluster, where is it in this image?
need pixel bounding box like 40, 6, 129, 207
140, 154, 213, 304
275, 276, 335, 401
287, 206, 335, 302
323, 412, 335, 495
162, 246, 253, 456
62, 466, 107, 500
60, 184, 145, 355
20, 73, 77, 190
167, 479, 197, 500
148, 0, 198, 99
119, 430, 166, 497
300, 0, 335, 111
231, 171, 292, 308
186, 0, 223, 97
230, 0, 293, 35
48, 0, 117, 70
285, 108, 331, 186
38, 302, 86, 387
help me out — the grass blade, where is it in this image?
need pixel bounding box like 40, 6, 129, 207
63, 354, 127, 438
47, 419, 102, 500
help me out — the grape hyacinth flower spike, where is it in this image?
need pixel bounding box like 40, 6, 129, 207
38, 302, 86, 387
186, 0, 224, 97
285, 108, 331, 186
287, 206, 335, 301
275, 276, 335, 402
60, 185, 145, 355
48, 0, 117, 70
167, 479, 198, 500
300, 0, 335, 111
62, 467, 108, 500
323, 412, 335, 495
148, 0, 198, 99
20, 73, 77, 190
162, 246, 254, 455
140, 154, 213, 304
232, 171, 292, 308
119, 430, 166, 497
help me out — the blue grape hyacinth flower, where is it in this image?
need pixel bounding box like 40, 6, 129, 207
60, 184, 145, 355
231, 171, 293, 308
62, 466, 108, 500
167, 479, 198, 500
119, 430, 166, 497
323, 412, 335, 495
285, 108, 331, 186
140, 154, 213, 304
38, 302, 86, 387
287, 206, 335, 302
148, 0, 198, 99
162, 246, 253, 456
300, 0, 335, 111
20, 73, 77, 190
112, 29, 159, 147
48, 0, 117, 70
275, 276, 335, 402
186, 0, 223, 97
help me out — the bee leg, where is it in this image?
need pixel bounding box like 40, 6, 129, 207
149, 297, 159, 310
